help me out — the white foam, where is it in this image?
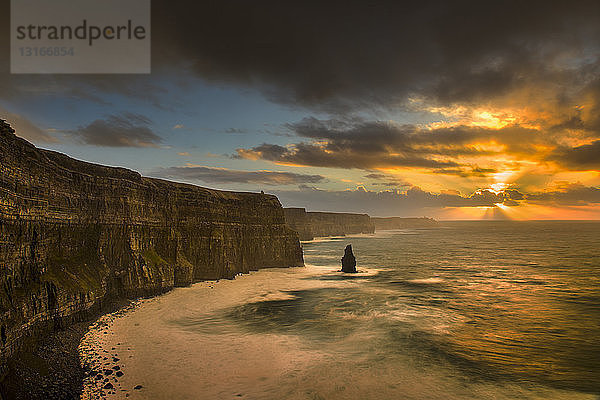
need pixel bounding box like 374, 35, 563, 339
406, 277, 444, 284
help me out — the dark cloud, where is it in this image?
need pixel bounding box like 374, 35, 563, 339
1, 1, 599, 211
274, 185, 522, 216
526, 183, 600, 206
433, 167, 498, 177
237, 141, 460, 169
364, 173, 391, 180
1, 1, 599, 115
148, 1, 600, 113
154, 165, 325, 186
548, 141, 600, 170
275, 183, 600, 216
70, 113, 162, 147
235, 117, 545, 171
505, 189, 525, 201
224, 128, 247, 134
364, 173, 411, 188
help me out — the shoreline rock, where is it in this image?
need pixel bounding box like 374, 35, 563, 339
341, 245, 357, 273
0, 119, 304, 395
0, 298, 130, 400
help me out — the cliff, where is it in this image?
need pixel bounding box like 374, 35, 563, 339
0, 120, 303, 365
371, 217, 439, 230
283, 208, 375, 241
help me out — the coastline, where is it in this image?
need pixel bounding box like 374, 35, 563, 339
1, 270, 284, 399
78, 301, 143, 399
5, 226, 597, 399
75, 260, 380, 400
1, 265, 312, 400
1, 235, 374, 399
0, 120, 304, 398
77, 271, 286, 399
0, 298, 131, 400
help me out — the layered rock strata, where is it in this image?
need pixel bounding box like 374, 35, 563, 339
283, 208, 375, 241
0, 120, 303, 365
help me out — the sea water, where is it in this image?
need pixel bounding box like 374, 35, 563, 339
80, 221, 600, 399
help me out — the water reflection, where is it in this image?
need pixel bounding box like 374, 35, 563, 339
220, 222, 600, 394
82, 221, 600, 399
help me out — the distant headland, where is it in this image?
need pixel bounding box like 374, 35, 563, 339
0, 119, 438, 398
283, 207, 438, 241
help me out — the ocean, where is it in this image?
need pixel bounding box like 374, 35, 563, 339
80, 221, 600, 399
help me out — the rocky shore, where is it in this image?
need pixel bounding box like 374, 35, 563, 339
0, 298, 130, 400
0, 119, 304, 398
78, 301, 143, 399
1, 321, 87, 400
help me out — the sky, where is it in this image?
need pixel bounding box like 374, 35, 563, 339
2, 1, 600, 219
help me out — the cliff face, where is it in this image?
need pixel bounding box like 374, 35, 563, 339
371, 217, 439, 230
284, 208, 375, 240
0, 121, 303, 364
282, 208, 315, 240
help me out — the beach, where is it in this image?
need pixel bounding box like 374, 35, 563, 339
78, 223, 600, 399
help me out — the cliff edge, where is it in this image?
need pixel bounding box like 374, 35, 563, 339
284, 208, 375, 241
0, 120, 304, 366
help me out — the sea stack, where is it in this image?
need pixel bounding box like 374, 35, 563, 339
341, 244, 357, 273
